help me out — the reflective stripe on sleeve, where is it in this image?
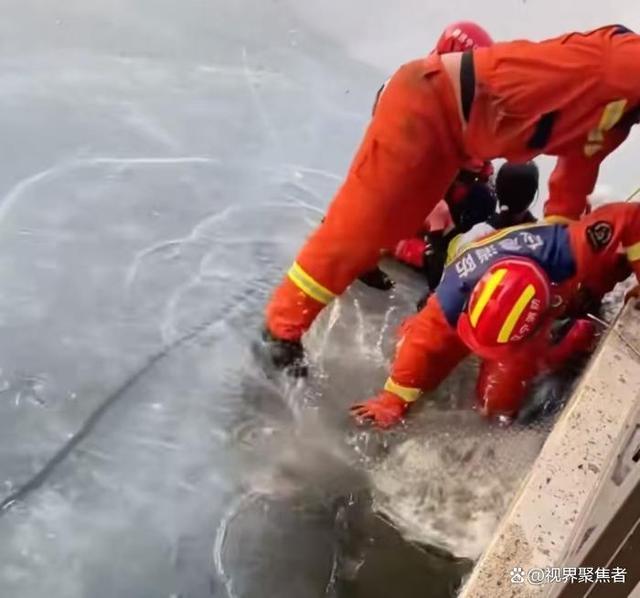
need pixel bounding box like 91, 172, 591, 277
384, 378, 421, 403
625, 241, 640, 262
287, 262, 336, 305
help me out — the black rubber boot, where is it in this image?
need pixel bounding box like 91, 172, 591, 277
251, 328, 308, 378
358, 267, 394, 291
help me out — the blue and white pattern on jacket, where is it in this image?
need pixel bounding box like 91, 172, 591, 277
436, 223, 576, 326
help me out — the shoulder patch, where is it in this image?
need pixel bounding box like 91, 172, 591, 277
586, 221, 613, 251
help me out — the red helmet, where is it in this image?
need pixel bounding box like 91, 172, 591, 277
433, 21, 494, 54
457, 257, 551, 360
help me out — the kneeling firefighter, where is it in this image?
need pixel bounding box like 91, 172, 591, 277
351, 202, 637, 428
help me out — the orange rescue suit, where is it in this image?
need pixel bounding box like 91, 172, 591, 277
382, 203, 640, 416
267, 25, 640, 342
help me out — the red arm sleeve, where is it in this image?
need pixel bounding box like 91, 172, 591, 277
620, 204, 640, 282
605, 29, 640, 99
544, 124, 632, 220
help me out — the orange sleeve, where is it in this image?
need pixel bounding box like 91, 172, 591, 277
619, 203, 640, 281
605, 29, 640, 98
544, 124, 631, 220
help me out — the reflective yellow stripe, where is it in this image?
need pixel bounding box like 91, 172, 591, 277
587, 129, 604, 143
497, 284, 536, 343
625, 241, 640, 262
470, 268, 507, 327
445, 222, 545, 267
455, 222, 542, 256
544, 215, 573, 224
446, 234, 463, 264
584, 142, 602, 157
287, 262, 335, 305
583, 99, 627, 156
384, 378, 421, 403
599, 99, 627, 131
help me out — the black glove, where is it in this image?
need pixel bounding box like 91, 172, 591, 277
421, 231, 448, 291
252, 328, 308, 378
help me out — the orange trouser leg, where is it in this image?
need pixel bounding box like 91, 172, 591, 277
384, 296, 469, 402
475, 329, 551, 417
266, 58, 464, 341
476, 357, 538, 418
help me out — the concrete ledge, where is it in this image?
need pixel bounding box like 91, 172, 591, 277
460, 302, 640, 597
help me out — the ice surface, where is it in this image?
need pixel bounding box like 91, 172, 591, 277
1, 0, 640, 597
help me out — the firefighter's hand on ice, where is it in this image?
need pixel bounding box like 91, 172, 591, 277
251, 328, 308, 378
358, 266, 395, 291
350, 391, 409, 428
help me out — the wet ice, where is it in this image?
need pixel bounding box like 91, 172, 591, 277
0, 0, 638, 597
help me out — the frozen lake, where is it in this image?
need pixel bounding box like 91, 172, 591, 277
0, 1, 638, 596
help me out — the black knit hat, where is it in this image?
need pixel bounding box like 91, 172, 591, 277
495, 161, 539, 214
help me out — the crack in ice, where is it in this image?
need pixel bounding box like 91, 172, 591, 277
212, 490, 260, 598
124, 205, 235, 289
0, 155, 220, 225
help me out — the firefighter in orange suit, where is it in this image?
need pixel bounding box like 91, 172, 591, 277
259, 25, 640, 376
351, 202, 639, 427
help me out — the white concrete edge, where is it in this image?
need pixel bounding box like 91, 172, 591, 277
555, 385, 640, 570
459, 301, 640, 598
